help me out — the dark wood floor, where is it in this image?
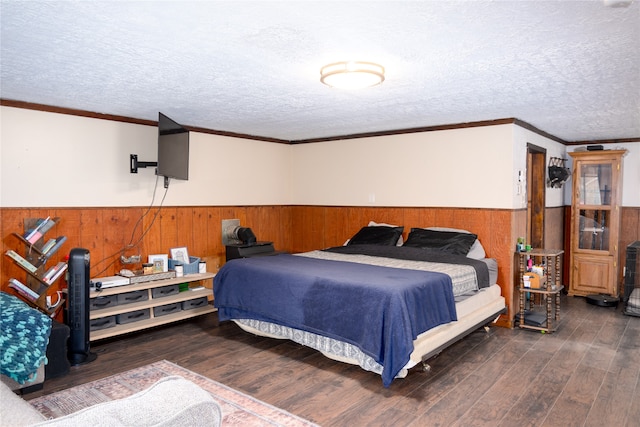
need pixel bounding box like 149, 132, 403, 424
26, 295, 639, 427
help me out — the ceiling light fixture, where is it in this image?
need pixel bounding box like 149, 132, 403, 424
320, 61, 385, 89
603, 0, 632, 7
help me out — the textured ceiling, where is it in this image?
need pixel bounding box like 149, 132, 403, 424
1, 1, 639, 142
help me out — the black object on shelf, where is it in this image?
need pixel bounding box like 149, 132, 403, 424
522, 310, 547, 327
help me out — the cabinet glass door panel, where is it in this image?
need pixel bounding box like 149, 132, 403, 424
578, 209, 610, 251
569, 150, 625, 298
578, 163, 613, 206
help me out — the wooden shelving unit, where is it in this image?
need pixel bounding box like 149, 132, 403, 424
89, 272, 216, 341
517, 249, 564, 333
4, 217, 66, 316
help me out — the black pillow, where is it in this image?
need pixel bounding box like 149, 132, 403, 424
403, 228, 477, 255
347, 226, 404, 246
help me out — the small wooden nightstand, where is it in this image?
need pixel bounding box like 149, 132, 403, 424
517, 249, 564, 333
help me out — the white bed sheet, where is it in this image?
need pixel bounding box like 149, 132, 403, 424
233, 283, 505, 379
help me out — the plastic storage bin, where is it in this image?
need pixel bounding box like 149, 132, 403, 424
153, 302, 182, 317
117, 290, 149, 305
116, 309, 150, 324
90, 295, 118, 310
90, 315, 116, 331
181, 297, 208, 310
151, 284, 180, 298
169, 256, 201, 275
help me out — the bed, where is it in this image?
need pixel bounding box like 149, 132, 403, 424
214, 225, 506, 387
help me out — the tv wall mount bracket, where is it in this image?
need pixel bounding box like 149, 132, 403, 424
129, 154, 157, 174
130, 154, 170, 188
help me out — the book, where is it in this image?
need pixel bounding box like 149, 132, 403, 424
23, 217, 46, 240
43, 261, 66, 282
41, 236, 68, 261
5, 249, 38, 273
38, 218, 56, 235
9, 278, 39, 301
27, 218, 57, 244
43, 263, 68, 284
42, 266, 57, 282
27, 231, 44, 244
24, 216, 51, 242
41, 238, 57, 254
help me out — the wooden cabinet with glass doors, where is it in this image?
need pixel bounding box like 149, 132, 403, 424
568, 149, 626, 297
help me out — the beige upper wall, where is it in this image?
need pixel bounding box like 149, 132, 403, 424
4, 105, 635, 209
0, 107, 292, 207
512, 125, 568, 209
291, 125, 517, 208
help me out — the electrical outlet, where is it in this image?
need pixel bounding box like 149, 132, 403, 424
120, 255, 141, 264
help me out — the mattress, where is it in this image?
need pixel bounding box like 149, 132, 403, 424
234, 283, 505, 379
298, 248, 495, 296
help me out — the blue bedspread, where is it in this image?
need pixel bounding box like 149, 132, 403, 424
214, 254, 457, 387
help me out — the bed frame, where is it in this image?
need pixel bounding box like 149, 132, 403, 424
234, 284, 506, 381
217, 237, 505, 385
414, 305, 506, 373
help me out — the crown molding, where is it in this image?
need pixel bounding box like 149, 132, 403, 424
3, 99, 636, 146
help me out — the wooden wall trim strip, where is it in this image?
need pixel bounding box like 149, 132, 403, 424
289, 118, 519, 144
0, 99, 289, 144
7, 98, 635, 145
513, 119, 567, 144
565, 137, 640, 145
1, 99, 157, 127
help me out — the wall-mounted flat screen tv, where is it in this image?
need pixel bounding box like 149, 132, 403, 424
157, 112, 189, 181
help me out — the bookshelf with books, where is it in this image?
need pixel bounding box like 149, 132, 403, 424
4, 217, 66, 316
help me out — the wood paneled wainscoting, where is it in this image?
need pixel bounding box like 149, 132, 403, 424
290, 206, 519, 326
1, 205, 521, 326
0, 206, 294, 322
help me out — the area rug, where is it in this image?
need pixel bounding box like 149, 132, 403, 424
28, 360, 318, 426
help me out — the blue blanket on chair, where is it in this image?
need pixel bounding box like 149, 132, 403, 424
0, 292, 51, 384
214, 254, 456, 387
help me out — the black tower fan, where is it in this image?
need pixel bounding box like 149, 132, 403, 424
66, 248, 97, 365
